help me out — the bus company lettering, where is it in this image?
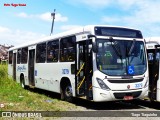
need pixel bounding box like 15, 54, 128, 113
4, 3, 26, 7
17, 65, 26, 72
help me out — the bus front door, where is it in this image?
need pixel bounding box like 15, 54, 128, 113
28, 50, 35, 86
76, 40, 93, 100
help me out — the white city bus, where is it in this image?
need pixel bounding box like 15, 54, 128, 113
8, 25, 148, 102
146, 37, 160, 102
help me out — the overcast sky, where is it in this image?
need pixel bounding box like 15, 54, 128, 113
1, 0, 160, 46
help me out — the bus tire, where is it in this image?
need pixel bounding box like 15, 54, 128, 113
60, 87, 65, 100
20, 75, 27, 89
61, 84, 73, 102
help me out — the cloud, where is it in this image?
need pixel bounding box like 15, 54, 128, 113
55, 13, 68, 22
68, 0, 148, 10
16, 12, 68, 22
0, 25, 83, 45
101, 0, 160, 37
0, 26, 46, 46
0, 26, 11, 33
60, 25, 83, 31
77, 0, 111, 8
38, 12, 52, 22
16, 12, 28, 18
102, 17, 119, 23
38, 12, 68, 22
66, 0, 160, 37
68, 0, 112, 8
67, 0, 144, 9
101, 0, 160, 25
117, 0, 141, 10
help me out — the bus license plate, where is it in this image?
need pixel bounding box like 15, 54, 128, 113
124, 96, 133, 100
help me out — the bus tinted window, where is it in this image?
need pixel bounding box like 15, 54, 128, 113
21, 47, 28, 64
36, 43, 46, 63
60, 36, 76, 62
95, 27, 143, 39
17, 49, 21, 64
47, 40, 59, 62
9, 51, 13, 64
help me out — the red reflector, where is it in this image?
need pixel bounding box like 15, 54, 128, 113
124, 96, 133, 100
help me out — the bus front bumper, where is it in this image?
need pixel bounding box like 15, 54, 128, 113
92, 86, 148, 102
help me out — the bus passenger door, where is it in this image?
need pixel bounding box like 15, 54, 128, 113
76, 40, 93, 100
13, 53, 16, 80
147, 45, 160, 101
28, 50, 35, 86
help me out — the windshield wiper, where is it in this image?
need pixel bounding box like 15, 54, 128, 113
127, 39, 136, 56
109, 37, 122, 59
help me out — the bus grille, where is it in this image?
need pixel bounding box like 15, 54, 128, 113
113, 91, 142, 99
108, 78, 143, 83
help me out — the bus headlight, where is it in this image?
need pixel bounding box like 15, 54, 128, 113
96, 78, 110, 90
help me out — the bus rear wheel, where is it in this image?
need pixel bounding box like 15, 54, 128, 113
61, 84, 73, 102
20, 75, 27, 89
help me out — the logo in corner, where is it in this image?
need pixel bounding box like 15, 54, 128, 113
127, 85, 130, 89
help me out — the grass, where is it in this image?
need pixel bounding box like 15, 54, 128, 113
0, 64, 78, 112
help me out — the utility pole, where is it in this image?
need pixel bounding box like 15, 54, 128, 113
50, 9, 56, 36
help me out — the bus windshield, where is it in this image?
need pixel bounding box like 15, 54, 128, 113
96, 39, 147, 76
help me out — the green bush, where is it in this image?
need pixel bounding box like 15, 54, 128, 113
0, 65, 8, 86
0, 65, 7, 79
0, 64, 77, 111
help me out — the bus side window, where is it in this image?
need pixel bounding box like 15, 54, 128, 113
36, 43, 46, 63
17, 49, 21, 64
9, 51, 13, 64
60, 36, 76, 62
47, 40, 59, 62
21, 47, 28, 64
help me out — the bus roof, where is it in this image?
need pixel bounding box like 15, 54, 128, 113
145, 37, 160, 49
9, 25, 141, 51
145, 37, 160, 44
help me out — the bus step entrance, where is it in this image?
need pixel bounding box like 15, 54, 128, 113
77, 76, 85, 96
76, 40, 93, 100
149, 91, 156, 101
29, 85, 35, 89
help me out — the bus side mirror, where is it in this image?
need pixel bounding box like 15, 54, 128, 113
88, 35, 98, 53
